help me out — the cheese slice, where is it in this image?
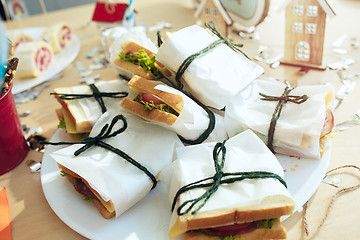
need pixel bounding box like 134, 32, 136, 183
93, 191, 115, 213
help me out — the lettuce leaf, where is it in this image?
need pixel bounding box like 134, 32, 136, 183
119, 50, 161, 78
134, 96, 179, 116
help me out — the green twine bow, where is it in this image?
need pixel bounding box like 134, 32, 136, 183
171, 140, 287, 216
51, 83, 128, 113
41, 115, 158, 189
175, 22, 250, 88
259, 87, 309, 153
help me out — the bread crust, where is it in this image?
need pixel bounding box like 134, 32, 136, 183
172, 195, 295, 234
120, 98, 177, 125
57, 163, 115, 219
185, 218, 287, 240
53, 89, 92, 133
121, 40, 156, 58
128, 75, 184, 113
185, 204, 294, 230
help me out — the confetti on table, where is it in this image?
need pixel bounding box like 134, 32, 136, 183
322, 175, 342, 187
336, 108, 360, 131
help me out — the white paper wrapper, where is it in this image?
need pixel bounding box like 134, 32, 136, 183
156, 25, 264, 110
224, 79, 333, 159
50, 106, 183, 218
159, 130, 294, 237
125, 80, 228, 143
57, 79, 130, 125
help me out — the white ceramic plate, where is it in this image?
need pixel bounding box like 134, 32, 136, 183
7, 27, 81, 94
41, 128, 330, 240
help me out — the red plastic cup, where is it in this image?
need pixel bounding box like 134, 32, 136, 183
0, 83, 29, 175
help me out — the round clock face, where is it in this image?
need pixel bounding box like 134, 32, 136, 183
219, 0, 270, 27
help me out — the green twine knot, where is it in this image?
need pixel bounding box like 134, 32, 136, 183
51, 83, 128, 113
171, 140, 287, 216
175, 22, 249, 88
259, 86, 309, 152
205, 22, 247, 57
41, 115, 158, 189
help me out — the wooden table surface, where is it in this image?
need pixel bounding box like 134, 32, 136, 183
1, 1, 360, 239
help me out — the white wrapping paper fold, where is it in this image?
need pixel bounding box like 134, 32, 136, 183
56, 79, 130, 125
224, 79, 333, 159
50, 107, 183, 218
125, 80, 228, 143
159, 130, 294, 238
156, 25, 264, 110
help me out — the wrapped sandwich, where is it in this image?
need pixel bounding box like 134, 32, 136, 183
14, 40, 53, 79
120, 75, 228, 144
42, 22, 72, 54
52, 79, 129, 139
50, 107, 183, 219
160, 130, 295, 240
156, 24, 264, 110
224, 79, 334, 159
112, 40, 170, 80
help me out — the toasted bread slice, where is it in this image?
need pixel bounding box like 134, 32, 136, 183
128, 75, 183, 113
184, 218, 287, 240
53, 88, 92, 133
120, 76, 184, 125
170, 195, 295, 239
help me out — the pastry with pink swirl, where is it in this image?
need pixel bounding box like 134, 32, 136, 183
42, 22, 72, 54
14, 41, 53, 79
8, 32, 33, 49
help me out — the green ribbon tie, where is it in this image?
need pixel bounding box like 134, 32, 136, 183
51, 83, 128, 113
259, 86, 309, 152
175, 22, 250, 88
41, 115, 158, 189
172, 140, 287, 216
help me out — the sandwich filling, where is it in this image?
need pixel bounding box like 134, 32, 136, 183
320, 109, 334, 139
57, 117, 89, 140
134, 92, 179, 116
193, 218, 277, 238
119, 50, 162, 79
60, 166, 116, 218
61, 170, 96, 200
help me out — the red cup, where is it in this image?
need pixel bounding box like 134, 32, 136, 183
0, 83, 29, 175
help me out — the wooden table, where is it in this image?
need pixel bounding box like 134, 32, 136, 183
1, 1, 360, 239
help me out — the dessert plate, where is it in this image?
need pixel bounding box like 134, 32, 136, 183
41, 128, 330, 240
7, 27, 81, 94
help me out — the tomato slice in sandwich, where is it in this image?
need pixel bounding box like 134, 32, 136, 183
320, 109, 334, 138
138, 93, 166, 106
202, 221, 258, 237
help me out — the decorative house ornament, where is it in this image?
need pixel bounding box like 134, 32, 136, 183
279, 0, 336, 69
194, 0, 270, 37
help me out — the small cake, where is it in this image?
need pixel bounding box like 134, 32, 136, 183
14, 41, 53, 79
8, 32, 33, 49
42, 22, 72, 54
